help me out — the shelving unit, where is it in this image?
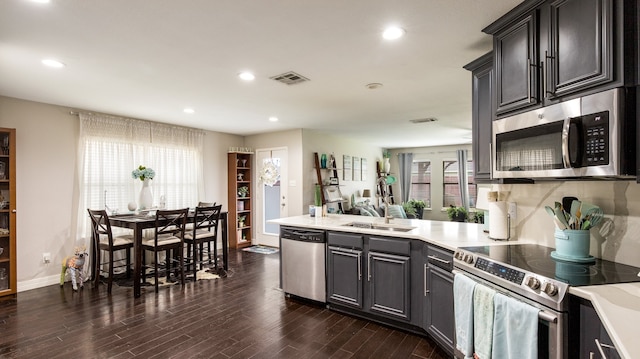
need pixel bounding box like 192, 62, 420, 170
227, 152, 252, 249
314, 152, 344, 213
0, 128, 16, 299
376, 161, 394, 205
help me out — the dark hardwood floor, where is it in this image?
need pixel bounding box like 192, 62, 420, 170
0, 248, 449, 359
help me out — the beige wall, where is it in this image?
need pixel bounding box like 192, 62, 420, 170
302, 130, 383, 212
0, 96, 242, 291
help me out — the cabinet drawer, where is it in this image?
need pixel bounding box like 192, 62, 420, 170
327, 232, 363, 250
426, 245, 453, 271
368, 236, 411, 256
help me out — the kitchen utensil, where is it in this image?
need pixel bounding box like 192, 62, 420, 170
582, 207, 604, 228
546, 205, 566, 229
555, 206, 570, 230
545, 206, 556, 217
562, 196, 578, 213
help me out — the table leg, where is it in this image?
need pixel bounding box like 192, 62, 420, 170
134, 225, 143, 298
222, 213, 228, 271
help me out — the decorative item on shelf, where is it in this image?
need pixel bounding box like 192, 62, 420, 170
237, 173, 244, 181
241, 159, 248, 167
320, 153, 327, 168
1, 136, 8, 156
238, 186, 249, 198
382, 149, 391, 174
329, 177, 339, 185
238, 215, 246, 228
545, 198, 603, 262
446, 205, 468, 222
131, 165, 155, 210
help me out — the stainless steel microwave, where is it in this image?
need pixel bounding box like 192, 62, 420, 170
492, 88, 635, 179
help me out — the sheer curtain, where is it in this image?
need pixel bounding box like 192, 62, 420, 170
456, 149, 470, 210
75, 113, 205, 273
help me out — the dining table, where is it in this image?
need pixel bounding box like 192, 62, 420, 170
107, 210, 228, 298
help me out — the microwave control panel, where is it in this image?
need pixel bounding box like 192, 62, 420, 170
580, 111, 609, 166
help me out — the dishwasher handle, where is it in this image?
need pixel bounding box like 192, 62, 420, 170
280, 227, 326, 243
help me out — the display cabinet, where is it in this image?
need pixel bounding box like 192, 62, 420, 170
0, 128, 16, 299
228, 152, 252, 248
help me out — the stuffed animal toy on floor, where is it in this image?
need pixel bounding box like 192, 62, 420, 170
60, 246, 88, 291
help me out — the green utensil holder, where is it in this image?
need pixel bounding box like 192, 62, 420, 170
551, 229, 594, 263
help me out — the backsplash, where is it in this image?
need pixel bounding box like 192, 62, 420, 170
491, 180, 640, 267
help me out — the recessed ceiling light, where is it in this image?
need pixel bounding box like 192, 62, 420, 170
268, 116, 279, 122
41, 59, 65, 68
366, 83, 383, 90
238, 72, 255, 81
30, 0, 51, 3
183, 108, 195, 114
382, 26, 405, 40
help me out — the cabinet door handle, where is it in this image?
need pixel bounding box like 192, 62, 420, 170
544, 51, 555, 96
357, 253, 362, 281
428, 255, 451, 265
367, 253, 371, 282
527, 58, 532, 102
424, 263, 429, 296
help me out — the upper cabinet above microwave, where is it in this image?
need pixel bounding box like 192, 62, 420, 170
484, 0, 633, 118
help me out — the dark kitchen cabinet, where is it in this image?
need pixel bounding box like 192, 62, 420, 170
327, 232, 364, 308
367, 236, 412, 321
423, 244, 455, 354
493, 10, 539, 115
464, 52, 495, 182
326, 232, 423, 329
546, 0, 615, 97
569, 296, 621, 358
485, 0, 623, 118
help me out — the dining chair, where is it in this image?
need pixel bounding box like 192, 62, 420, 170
87, 209, 134, 294
141, 208, 188, 292
183, 204, 222, 280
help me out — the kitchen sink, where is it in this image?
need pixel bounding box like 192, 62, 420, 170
342, 222, 416, 232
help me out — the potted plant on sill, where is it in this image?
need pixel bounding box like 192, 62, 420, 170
446, 205, 468, 222
238, 186, 249, 198
407, 199, 427, 219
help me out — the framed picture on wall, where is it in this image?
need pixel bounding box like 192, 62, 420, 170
361, 158, 367, 181
343, 155, 352, 181
353, 157, 361, 181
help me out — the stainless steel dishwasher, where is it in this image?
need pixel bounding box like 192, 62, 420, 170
280, 226, 326, 302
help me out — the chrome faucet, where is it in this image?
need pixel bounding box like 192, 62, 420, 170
376, 176, 393, 224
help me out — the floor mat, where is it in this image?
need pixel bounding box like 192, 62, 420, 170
242, 245, 279, 255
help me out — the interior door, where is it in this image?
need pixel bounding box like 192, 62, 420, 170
255, 148, 288, 247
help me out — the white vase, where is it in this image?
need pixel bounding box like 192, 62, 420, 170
384, 158, 391, 174
138, 178, 153, 210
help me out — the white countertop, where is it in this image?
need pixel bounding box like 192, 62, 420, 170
270, 214, 526, 251
272, 214, 640, 359
570, 283, 640, 359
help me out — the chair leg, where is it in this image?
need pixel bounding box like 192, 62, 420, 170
193, 242, 198, 281
126, 248, 131, 279
154, 250, 159, 293
213, 239, 218, 269
107, 251, 114, 294
198, 242, 204, 270
179, 246, 185, 289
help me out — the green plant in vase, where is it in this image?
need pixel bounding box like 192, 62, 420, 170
238, 215, 246, 228
238, 186, 249, 198
407, 199, 427, 219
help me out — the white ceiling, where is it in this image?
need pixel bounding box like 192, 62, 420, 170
0, 0, 521, 148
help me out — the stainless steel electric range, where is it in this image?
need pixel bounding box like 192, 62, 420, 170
453, 243, 640, 359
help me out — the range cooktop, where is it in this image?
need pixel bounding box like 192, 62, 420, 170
459, 244, 640, 287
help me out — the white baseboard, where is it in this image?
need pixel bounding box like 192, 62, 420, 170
18, 274, 61, 292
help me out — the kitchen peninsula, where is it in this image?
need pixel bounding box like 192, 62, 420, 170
272, 214, 640, 359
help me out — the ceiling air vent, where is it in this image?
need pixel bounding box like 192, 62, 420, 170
410, 118, 438, 124
270, 71, 310, 85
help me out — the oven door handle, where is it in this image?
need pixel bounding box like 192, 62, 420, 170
452, 269, 558, 324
